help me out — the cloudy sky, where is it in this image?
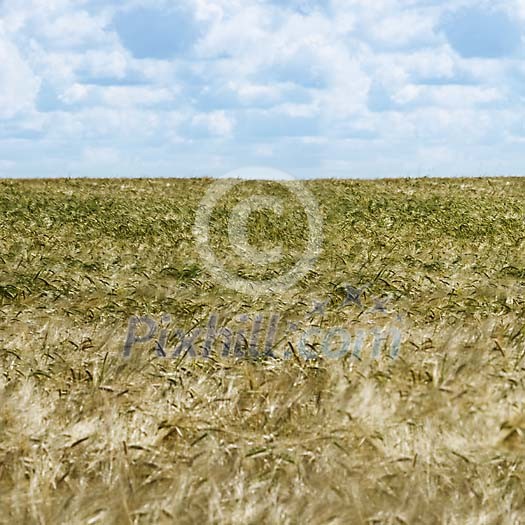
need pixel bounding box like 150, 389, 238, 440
1, 0, 524, 178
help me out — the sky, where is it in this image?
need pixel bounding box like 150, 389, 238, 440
0, 0, 524, 179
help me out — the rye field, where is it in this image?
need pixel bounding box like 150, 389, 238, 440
1, 176, 525, 524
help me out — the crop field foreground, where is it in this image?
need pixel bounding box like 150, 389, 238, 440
2, 176, 525, 524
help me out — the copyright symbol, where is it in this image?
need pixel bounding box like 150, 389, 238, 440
193, 167, 323, 296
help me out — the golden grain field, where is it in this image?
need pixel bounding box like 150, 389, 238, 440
1, 177, 525, 524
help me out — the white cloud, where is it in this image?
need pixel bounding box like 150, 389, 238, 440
232, 82, 282, 104
368, 10, 438, 47
371, 47, 457, 84
0, 32, 40, 118
192, 110, 236, 136
42, 107, 163, 141
60, 83, 91, 104
390, 84, 502, 108
195, 4, 272, 63
40, 10, 110, 47
517, 0, 525, 19
82, 49, 129, 78
100, 86, 177, 107
275, 103, 319, 118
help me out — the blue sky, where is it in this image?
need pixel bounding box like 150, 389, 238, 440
0, 0, 524, 178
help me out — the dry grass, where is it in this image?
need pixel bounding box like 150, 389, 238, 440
1, 177, 525, 524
